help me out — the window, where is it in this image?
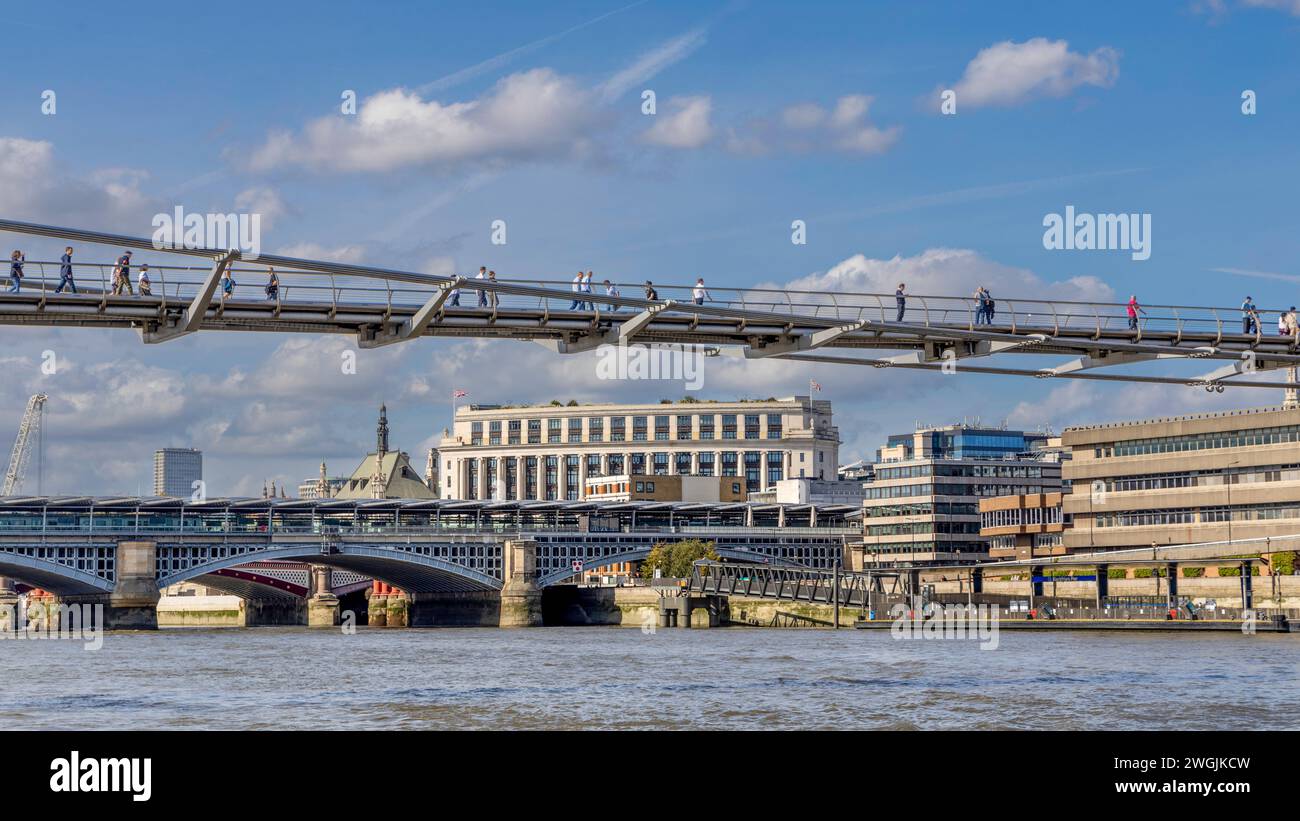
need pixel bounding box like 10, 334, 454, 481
470, 422, 483, 446
488, 420, 502, 445
698, 452, 715, 476
677, 415, 692, 440
699, 414, 715, 440
610, 416, 626, 442
525, 456, 538, 499
767, 451, 784, 485
607, 454, 624, 475
722, 415, 738, 439
732, 482, 742, 495
655, 415, 670, 441
586, 454, 601, 479
527, 419, 541, 445
744, 414, 760, 439
744, 451, 761, 492
653, 452, 670, 475
568, 417, 583, 443
676, 452, 692, 475
588, 417, 603, 443
508, 419, 521, 445
633, 416, 648, 442
721, 451, 738, 477
767, 413, 782, 439
645, 481, 656, 493
547, 418, 562, 444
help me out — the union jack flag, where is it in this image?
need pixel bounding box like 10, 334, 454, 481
809, 379, 822, 392
453, 389, 467, 399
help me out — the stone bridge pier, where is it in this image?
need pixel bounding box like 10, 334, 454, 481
105, 540, 162, 629
307, 564, 340, 627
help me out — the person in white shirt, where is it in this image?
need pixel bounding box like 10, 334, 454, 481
137, 264, 152, 296
692, 277, 710, 306
570, 271, 585, 310
603, 279, 620, 299
582, 271, 595, 310
475, 266, 488, 307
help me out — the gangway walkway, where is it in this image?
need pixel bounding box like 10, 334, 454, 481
2, 218, 1297, 391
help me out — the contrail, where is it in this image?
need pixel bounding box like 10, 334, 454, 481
416, 0, 652, 96
1213, 267, 1300, 283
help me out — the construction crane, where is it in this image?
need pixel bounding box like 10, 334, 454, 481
4, 394, 47, 496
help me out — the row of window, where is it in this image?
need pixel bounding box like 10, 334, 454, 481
979, 506, 1066, 529
865, 483, 1059, 500
459, 452, 785, 499
875, 463, 1052, 480
1094, 503, 1300, 528
1097, 424, 1300, 458
1095, 465, 1300, 493
470, 413, 790, 445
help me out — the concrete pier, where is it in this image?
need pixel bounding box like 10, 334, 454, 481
306, 564, 340, 628
107, 541, 160, 629
499, 539, 542, 627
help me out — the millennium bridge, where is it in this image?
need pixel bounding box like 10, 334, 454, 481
1, 219, 1297, 392
0, 495, 857, 628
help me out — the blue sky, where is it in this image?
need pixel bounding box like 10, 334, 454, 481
3, 0, 1300, 495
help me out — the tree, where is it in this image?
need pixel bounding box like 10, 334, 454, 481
639, 539, 719, 579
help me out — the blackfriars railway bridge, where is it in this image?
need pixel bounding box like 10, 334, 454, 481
0, 495, 857, 628
1, 219, 1298, 393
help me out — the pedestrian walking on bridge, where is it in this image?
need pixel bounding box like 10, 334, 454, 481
55, 246, 76, 294
1241, 296, 1258, 334
895, 283, 907, 322
1126, 295, 1146, 331
7, 250, 23, 293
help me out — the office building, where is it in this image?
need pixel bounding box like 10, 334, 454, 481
438, 397, 839, 501
154, 448, 202, 498
1062, 405, 1300, 552
853, 424, 1063, 568
979, 492, 1067, 559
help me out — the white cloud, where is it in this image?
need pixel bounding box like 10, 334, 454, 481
246, 69, 602, 174
234, 186, 288, 228
0, 137, 155, 232
642, 95, 714, 148
942, 38, 1120, 110
729, 95, 900, 156
276, 242, 366, 264
1241, 0, 1300, 15
780, 247, 1115, 304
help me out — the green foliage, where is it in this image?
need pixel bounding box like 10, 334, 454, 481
549, 400, 562, 406
1133, 568, 1153, 579
1217, 565, 1260, 577
1182, 567, 1205, 578
639, 539, 719, 580
1271, 551, 1296, 575
1107, 568, 1128, 579
566, 399, 579, 406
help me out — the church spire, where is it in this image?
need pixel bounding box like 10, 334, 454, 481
377, 404, 389, 455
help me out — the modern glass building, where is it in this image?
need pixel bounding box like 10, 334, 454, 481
854, 424, 1063, 568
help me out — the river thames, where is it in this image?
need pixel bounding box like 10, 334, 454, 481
3, 628, 1298, 730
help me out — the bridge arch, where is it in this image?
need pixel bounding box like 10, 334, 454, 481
157, 544, 502, 594
0, 553, 114, 597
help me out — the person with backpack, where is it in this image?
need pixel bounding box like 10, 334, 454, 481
137, 264, 152, 296
644, 281, 659, 301
112, 250, 134, 295
265, 268, 280, 301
